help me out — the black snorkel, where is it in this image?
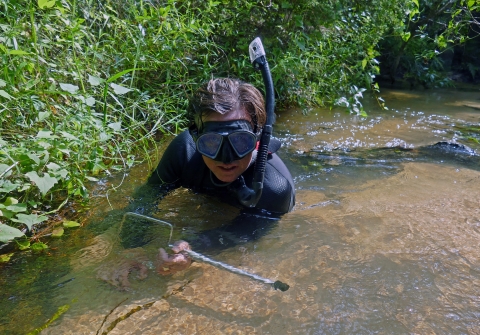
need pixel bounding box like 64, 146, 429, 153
230, 37, 275, 207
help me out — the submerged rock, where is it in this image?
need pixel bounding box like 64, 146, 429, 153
427, 141, 477, 156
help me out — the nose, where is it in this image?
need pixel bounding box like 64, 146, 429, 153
218, 142, 236, 164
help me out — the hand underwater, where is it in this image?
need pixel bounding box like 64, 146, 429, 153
156, 240, 192, 275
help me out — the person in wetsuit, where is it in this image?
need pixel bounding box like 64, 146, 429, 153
148, 77, 295, 214
148, 77, 295, 273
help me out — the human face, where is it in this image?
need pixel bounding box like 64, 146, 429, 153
200, 109, 255, 183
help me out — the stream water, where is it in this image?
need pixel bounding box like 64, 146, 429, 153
1, 87, 479, 335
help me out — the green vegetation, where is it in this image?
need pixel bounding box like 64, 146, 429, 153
378, 0, 480, 87
1, 0, 479, 252
26, 304, 70, 335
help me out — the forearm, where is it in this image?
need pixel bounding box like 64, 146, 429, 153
187, 210, 281, 254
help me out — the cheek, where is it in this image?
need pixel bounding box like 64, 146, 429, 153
202, 156, 215, 169
238, 152, 253, 169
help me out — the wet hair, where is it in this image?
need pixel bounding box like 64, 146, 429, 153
187, 78, 266, 134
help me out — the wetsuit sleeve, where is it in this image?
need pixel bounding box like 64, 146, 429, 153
147, 130, 196, 186
88, 182, 171, 246
188, 210, 281, 254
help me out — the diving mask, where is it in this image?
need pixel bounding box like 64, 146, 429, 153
190, 120, 258, 163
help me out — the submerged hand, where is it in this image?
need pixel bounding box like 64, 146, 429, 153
156, 240, 192, 275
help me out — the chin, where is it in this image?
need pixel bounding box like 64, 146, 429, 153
215, 173, 239, 183
203, 154, 252, 184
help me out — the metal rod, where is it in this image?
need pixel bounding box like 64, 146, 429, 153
122, 212, 289, 291
185, 249, 273, 283
121, 212, 173, 245
183, 248, 289, 291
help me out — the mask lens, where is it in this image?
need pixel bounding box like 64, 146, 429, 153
228, 132, 257, 157
197, 133, 223, 158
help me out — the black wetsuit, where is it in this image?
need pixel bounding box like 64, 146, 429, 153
148, 130, 295, 214
113, 131, 294, 251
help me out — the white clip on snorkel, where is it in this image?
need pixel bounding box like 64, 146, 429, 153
230, 37, 275, 208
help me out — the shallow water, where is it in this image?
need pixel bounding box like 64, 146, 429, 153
1, 88, 480, 334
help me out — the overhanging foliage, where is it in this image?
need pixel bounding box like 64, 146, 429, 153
0, 0, 478, 249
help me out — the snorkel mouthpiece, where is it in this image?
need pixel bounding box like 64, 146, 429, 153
232, 37, 274, 208
229, 175, 262, 207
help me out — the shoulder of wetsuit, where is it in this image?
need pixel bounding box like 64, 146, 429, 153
268, 138, 282, 154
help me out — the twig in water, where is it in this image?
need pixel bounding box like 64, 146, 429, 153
96, 297, 128, 335
99, 300, 156, 335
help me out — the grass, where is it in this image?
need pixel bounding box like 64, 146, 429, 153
0, 0, 203, 248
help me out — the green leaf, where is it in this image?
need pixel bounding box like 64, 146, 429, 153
108, 121, 122, 131
467, 0, 476, 10
46, 162, 61, 171
8, 50, 31, 55
60, 131, 79, 141
37, 111, 51, 122
88, 75, 104, 86
0, 253, 14, 262
58, 148, 72, 156
27, 153, 41, 165
106, 68, 145, 83
0, 180, 19, 193
0, 90, 13, 100
54, 169, 68, 178
59, 83, 79, 94
52, 227, 64, 237
0, 209, 10, 219
0, 199, 25, 218
0, 164, 11, 175
63, 220, 81, 228
31, 242, 48, 252
26, 171, 58, 196
401, 32, 411, 42
85, 96, 96, 106
11, 213, 48, 231
4, 203, 28, 213
37, 141, 52, 150
110, 83, 132, 95
0, 224, 24, 243
361, 58, 367, 70
16, 239, 31, 250
38, 0, 56, 9
99, 132, 112, 142
3, 197, 18, 206
36, 130, 58, 139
